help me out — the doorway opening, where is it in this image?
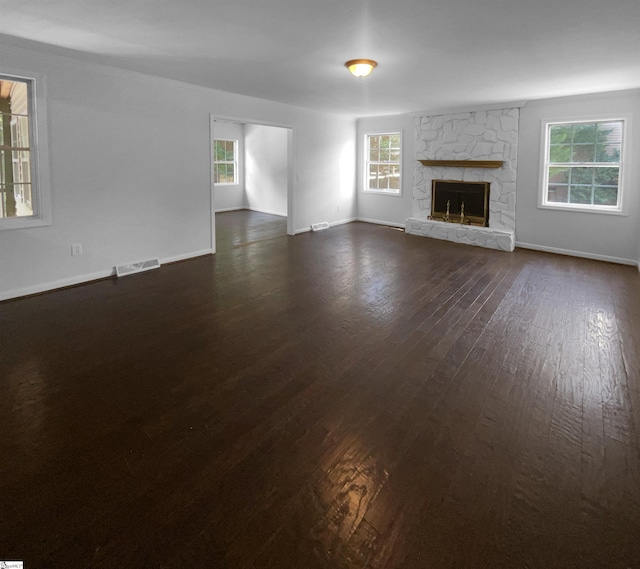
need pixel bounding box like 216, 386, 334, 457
210, 116, 293, 252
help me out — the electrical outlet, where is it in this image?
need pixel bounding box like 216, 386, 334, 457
71, 243, 83, 256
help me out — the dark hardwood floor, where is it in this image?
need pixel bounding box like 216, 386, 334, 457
1, 210, 639, 568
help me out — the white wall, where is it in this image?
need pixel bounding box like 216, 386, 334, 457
245, 124, 287, 217
0, 40, 356, 300
213, 121, 246, 212
516, 89, 640, 264
356, 115, 414, 227
295, 113, 357, 231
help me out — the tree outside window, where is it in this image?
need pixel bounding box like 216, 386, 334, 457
544, 120, 623, 211
214, 139, 238, 184
365, 133, 401, 195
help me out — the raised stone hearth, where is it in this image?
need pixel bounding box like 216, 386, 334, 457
406, 217, 515, 251
406, 107, 519, 251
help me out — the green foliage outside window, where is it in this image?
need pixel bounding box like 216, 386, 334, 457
367, 133, 401, 193
547, 121, 622, 207
214, 139, 237, 184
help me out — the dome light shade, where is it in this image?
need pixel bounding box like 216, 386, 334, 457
345, 59, 377, 78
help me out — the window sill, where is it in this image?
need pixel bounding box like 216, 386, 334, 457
538, 203, 626, 216
364, 189, 402, 197
0, 214, 51, 231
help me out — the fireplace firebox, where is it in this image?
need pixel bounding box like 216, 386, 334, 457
430, 180, 490, 227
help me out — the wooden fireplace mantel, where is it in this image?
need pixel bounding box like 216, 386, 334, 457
418, 159, 504, 169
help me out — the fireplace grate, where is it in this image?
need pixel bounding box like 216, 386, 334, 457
430, 180, 490, 227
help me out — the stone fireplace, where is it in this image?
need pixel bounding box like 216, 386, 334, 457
405, 108, 519, 251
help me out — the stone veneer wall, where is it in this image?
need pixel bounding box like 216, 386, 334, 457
406, 108, 519, 250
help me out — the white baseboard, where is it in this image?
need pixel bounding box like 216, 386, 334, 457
330, 217, 357, 227
162, 249, 214, 264
216, 207, 286, 217
515, 241, 636, 266
356, 217, 406, 229
294, 217, 357, 235
215, 207, 245, 213
0, 248, 214, 302
246, 207, 287, 217
0, 269, 116, 302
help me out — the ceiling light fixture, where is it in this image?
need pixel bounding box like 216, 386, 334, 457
345, 59, 377, 78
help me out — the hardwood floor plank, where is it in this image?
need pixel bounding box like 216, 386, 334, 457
1, 212, 639, 568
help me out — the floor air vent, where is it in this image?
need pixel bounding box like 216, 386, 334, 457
116, 258, 161, 277
311, 222, 330, 232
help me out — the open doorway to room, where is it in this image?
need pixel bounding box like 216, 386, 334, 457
211, 117, 293, 252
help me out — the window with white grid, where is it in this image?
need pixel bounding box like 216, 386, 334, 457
541, 119, 625, 212
213, 139, 238, 185
0, 72, 51, 230
365, 133, 401, 195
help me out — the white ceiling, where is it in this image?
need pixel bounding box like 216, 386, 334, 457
2, 0, 640, 117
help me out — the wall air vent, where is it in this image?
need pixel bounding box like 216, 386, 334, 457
311, 222, 330, 232
116, 258, 161, 277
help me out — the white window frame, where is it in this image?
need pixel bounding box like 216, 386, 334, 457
213, 138, 239, 185
539, 116, 629, 215
0, 70, 52, 230
364, 132, 402, 196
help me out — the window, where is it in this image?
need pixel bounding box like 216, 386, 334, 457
0, 72, 50, 230
1, 78, 32, 218
365, 133, 401, 194
213, 139, 238, 184
541, 119, 625, 212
